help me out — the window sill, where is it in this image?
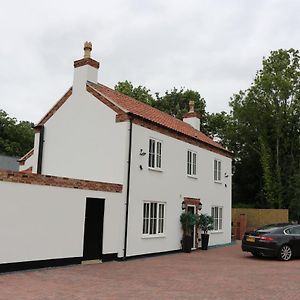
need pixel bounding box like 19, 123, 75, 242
187, 175, 198, 179
148, 167, 163, 172
210, 230, 223, 234
214, 180, 222, 184
142, 234, 166, 239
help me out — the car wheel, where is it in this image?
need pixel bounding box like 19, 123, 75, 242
278, 245, 293, 261
251, 251, 262, 257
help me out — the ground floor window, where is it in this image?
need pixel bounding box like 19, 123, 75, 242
211, 206, 223, 231
143, 202, 165, 235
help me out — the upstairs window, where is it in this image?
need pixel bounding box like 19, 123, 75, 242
148, 138, 162, 170
143, 202, 165, 235
214, 159, 221, 182
187, 150, 197, 176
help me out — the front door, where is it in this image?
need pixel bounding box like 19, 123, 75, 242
83, 198, 105, 260
187, 205, 196, 249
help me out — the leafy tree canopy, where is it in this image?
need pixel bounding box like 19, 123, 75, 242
114, 80, 155, 105
154, 88, 206, 121
229, 49, 300, 216
0, 109, 34, 157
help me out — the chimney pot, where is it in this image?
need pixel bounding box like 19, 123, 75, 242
84, 41, 92, 58
189, 100, 195, 112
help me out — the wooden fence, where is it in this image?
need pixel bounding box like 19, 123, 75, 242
232, 208, 289, 240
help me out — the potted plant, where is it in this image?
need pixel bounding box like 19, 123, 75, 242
180, 212, 197, 253
197, 214, 214, 250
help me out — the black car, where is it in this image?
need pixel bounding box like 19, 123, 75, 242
242, 223, 300, 261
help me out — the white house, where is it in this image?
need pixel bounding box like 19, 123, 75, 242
0, 42, 232, 272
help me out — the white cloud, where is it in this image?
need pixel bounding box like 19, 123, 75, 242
1, 0, 300, 122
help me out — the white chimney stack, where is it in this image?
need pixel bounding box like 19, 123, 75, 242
73, 41, 99, 94
183, 100, 201, 130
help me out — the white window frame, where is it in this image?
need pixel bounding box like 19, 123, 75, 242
187, 150, 197, 177
214, 159, 222, 182
142, 201, 165, 237
211, 206, 223, 231
148, 138, 162, 170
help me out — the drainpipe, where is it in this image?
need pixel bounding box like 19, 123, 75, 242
36, 125, 45, 174
123, 116, 133, 260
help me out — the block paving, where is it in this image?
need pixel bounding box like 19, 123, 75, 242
0, 242, 299, 300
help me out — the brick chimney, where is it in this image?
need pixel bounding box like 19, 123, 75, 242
183, 100, 201, 130
73, 41, 99, 94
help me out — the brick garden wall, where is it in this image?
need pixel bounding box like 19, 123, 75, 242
0, 169, 122, 193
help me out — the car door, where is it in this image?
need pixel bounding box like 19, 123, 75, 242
289, 226, 300, 256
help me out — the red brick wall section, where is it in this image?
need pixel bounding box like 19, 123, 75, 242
116, 113, 131, 123
184, 197, 201, 206
74, 58, 100, 69
183, 112, 200, 118
0, 169, 122, 193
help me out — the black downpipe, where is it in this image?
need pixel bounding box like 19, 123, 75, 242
37, 125, 45, 174
123, 118, 133, 260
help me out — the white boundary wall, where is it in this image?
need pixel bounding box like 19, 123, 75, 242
0, 181, 124, 264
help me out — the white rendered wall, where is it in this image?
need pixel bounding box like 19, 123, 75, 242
31, 132, 40, 173
0, 181, 124, 264
39, 91, 128, 184
183, 117, 200, 130
126, 124, 232, 256
73, 64, 98, 94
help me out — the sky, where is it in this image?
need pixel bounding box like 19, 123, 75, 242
1, 0, 300, 123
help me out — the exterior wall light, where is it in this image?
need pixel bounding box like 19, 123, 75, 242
198, 202, 203, 211
181, 201, 186, 210
140, 149, 146, 156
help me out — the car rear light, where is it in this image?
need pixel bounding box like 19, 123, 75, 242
259, 235, 273, 241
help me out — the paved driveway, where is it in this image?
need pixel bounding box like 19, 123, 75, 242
1, 242, 300, 300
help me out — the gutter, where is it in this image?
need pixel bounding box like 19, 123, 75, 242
123, 116, 133, 260
36, 125, 45, 174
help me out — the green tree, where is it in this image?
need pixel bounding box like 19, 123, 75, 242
205, 111, 235, 149
289, 166, 300, 221
230, 49, 300, 212
114, 80, 155, 105
0, 109, 34, 157
154, 88, 206, 121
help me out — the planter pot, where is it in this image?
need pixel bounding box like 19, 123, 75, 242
182, 236, 193, 253
201, 233, 210, 250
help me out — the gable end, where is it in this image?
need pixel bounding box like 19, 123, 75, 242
35, 88, 72, 128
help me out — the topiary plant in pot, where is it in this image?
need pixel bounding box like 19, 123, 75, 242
180, 212, 197, 253
198, 214, 214, 250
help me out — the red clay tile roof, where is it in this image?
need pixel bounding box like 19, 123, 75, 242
87, 82, 230, 154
